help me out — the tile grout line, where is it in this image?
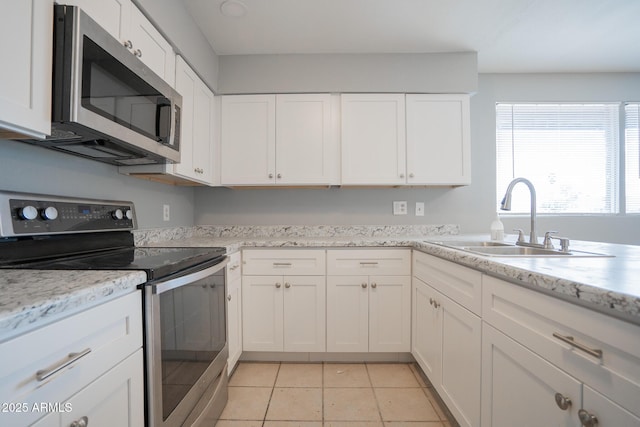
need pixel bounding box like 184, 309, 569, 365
365, 362, 386, 425
261, 362, 281, 426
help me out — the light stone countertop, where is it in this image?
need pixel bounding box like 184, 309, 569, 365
0, 270, 146, 342
143, 233, 640, 326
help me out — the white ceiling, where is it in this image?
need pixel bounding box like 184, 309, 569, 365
182, 0, 640, 73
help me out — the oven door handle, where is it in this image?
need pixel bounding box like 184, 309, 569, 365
150, 258, 229, 295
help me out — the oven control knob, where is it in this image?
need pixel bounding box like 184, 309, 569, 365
112, 209, 124, 220
19, 205, 38, 221
41, 206, 59, 221
125, 209, 133, 220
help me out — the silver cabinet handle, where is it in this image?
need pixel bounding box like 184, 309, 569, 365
409, 173, 415, 178
277, 173, 282, 179
123, 40, 132, 49
399, 173, 405, 178
268, 173, 274, 179
36, 348, 92, 381
359, 261, 378, 266
273, 262, 292, 267
554, 392, 572, 410
361, 283, 367, 288
552, 333, 603, 359
227, 294, 232, 301
284, 282, 291, 288
229, 264, 239, 271
371, 283, 377, 289
429, 298, 440, 309
134, 49, 142, 58
70, 416, 89, 427
275, 282, 282, 288
578, 409, 598, 427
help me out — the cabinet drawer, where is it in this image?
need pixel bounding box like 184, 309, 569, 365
327, 249, 411, 275
483, 276, 640, 417
412, 251, 482, 315
227, 251, 242, 282
243, 249, 326, 275
0, 292, 142, 425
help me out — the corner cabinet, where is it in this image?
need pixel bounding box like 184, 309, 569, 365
326, 249, 412, 352
242, 249, 326, 352
220, 94, 337, 186
62, 0, 176, 86
341, 94, 471, 186
0, 0, 53, 139
482, 275, 640, 427
412, 251, 481, 427
0, 292, 143, 427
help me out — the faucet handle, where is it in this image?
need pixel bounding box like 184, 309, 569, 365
513, 229, 526, 243
543, 231, 558, 249
551, 236, 571, 253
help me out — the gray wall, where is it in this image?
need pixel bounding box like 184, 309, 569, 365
218, 53, 477, 94
0, 139, 196, 229
195, 72, 640, 245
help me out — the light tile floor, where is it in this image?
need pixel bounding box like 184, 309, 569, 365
217, 362, 453, 427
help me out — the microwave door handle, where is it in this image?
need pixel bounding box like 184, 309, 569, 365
155, 97, 172, 143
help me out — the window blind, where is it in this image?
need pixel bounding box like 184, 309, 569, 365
625, 103, 640, 213
496, 103, 619, 214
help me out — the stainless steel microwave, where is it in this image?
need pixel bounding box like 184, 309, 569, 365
23, 5, 182, 166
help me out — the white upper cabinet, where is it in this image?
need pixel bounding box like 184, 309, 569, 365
62, 0, 175, 86
406, 94, 471, 185
0, 0, 53, 139
220, 94, 336, 186
341, 93, 471, 186
341, 94, 407, 185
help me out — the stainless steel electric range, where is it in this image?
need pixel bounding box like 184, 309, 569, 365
0, 191, 229, 427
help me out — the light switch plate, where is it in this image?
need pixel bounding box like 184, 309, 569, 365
415, 202, 425, 216
393, 201, 407, 215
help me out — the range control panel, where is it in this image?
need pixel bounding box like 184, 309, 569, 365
0, 191, 136, 237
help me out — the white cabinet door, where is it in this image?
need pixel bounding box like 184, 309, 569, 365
368, 275, 411, 352
221, 95, 276, 185
60, 0, 131, 44
0, 0, 52, 139
128, 5, 175, 86
276, 94, 334, 184
174, 56, 214, 184
412, 277, 441, 383
341, 94, 406, 185
406, 94, 471, 185
482, 323, 580, 427
581, 385, 640, 427
61, 350, 144, 427
283, 276, 326, 352
226, 255, 242, 374
242, 275, 283, 351
326, 275, 370, 352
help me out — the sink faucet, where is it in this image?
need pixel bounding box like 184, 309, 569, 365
500, 178, 539, 245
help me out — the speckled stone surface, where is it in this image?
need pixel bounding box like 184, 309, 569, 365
0, 270, 146, 341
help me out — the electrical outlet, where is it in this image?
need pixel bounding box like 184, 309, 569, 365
163, 204, 170, 221
415, 202, 425, 216
393, 201, 407, 215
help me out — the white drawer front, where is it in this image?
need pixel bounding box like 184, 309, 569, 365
327, 249, 411, 275
227, 251, 242, 282
0, 291, 142, 426
412, 251, 482, 315
483, 275, 640, 418
243, 249, 326, 275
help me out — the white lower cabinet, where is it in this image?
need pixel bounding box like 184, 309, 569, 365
242, 249, 326, 352
482, 275, 640, 427
226, 252, 242, 374
0, 292, 143, 427
326, 249, 412, 352
411, 253, 481, 427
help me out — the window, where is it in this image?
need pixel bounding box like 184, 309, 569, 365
496, 103, 620, 214
626, 103, 640, 213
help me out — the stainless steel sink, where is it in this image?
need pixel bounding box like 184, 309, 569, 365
426, 240, 612, 257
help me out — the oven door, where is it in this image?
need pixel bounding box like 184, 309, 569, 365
144, 259, 229, 427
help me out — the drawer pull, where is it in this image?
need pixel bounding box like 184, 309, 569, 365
70, 416, 89, 427
578, 409, 598, 426
229, 264, 239, 271
36, 348, 92, 382
273, 262, 292, 267
554, 392, 572, 410
552, 333, 603, 359
359, 262, 379, 266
